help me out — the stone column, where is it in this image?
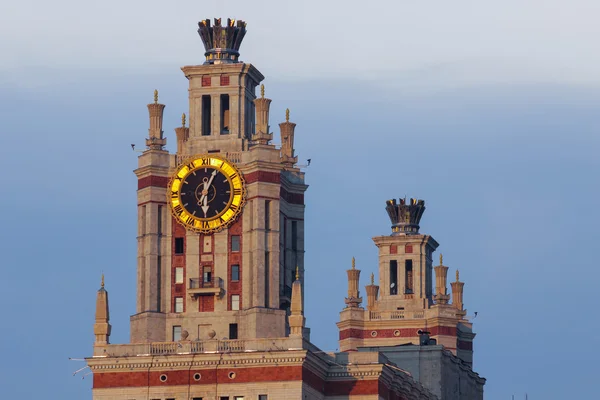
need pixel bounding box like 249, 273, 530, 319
146, 90, 167, 150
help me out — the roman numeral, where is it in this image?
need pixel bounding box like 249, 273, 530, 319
230, 204, 239, 212
230, 173, 237, 179
201, 158, 210, 166
187, 162, 196, 170
202, 221, 210, 230
185, 215, 195, 225
233, 188, 242, 196
173, 205, 184, 216
170, 191, 178, 199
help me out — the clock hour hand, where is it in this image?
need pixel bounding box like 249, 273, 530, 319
201, 194, 209, 217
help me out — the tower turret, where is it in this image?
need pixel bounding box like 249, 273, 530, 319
253, 84, 273, 145
94, 275, 111, 345
279, 108, 298, 168
174, 113, 189, 153
146, 90, 167, 150
365, 273, 379, 311
451, 270, 467, 318
433, 254, 450, 305
288, 267, 305, 337
345, 257, 362, 308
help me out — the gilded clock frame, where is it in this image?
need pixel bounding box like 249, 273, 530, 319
167, 154, 246, 234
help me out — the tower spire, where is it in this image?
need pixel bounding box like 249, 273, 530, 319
94, 275, 111, 345
451, 269, 467, 318
345, 257, 362, 308
279, 108, 298, 167
289, 266, 305, 337
146, 90, 167, 150
175, 112, 190, 153
365, 272, 379, 311
433, 253, 450, 305
253, 85, 273, 145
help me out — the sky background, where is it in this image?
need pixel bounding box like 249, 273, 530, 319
0, 1, 599, 399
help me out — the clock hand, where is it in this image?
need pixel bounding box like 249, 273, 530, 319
201, 194, 209, 217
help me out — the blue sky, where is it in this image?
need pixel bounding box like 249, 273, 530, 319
0, 1, 599, 399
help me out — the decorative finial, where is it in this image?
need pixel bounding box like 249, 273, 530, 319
101, 273, 105, 288
182, 113, 186, 127
352, 257, 355, 270
295, 266, 300, 281
285, 108, 290, 122
440, 253, 443, 265
260, 84, 265, 98
153, 89, 158, 104
456, 270, 460, 282
371, 273, 374, 285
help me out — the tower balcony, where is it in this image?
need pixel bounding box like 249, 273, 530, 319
188, 277, 224, 299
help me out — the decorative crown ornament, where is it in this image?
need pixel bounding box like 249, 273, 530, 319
197, 18, 247, 64
385, 198, 426, 235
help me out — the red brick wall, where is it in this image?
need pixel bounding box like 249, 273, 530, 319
138, 175, 169, 190
339, 325, 457, 340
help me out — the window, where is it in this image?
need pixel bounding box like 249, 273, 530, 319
390, 260, 398, 295
220, 94, 230, 134
175, 297, 183, 313
265, 200, 270, 230
202, 95, 211, 136
231, 265, 239, 281
220, 397, 229, 400
231, 235, 240, 252
175, 237, 184, 254
405, 260, 413, 294
173, 325, 182, 341
193, 397, 203, 400
175, 267, 184, 284
229, 323, 238, 339
234, 397, 244, 400
259, 395, 268, 400
231, 295, 240, 311
264, 251, 270, 308
157, 205, 163, 235
203, 266, 212, 284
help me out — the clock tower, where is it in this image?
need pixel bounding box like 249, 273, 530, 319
131, 18, 308, 344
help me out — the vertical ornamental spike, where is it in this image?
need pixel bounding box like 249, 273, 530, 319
451, 270, 466, 318
345, 257, 362, 308
94, 276, 111, 345
365, 274, 379, 311
433, 254, 450, 305
146, 90, 167, 150
175, 113, 190, 154
253, 86, 272, 144
289, 270, 305, 337
279, 108, 298, 167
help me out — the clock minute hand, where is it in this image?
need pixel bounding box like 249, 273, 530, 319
201, 194, 209, 217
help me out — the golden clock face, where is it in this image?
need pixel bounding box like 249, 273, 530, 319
168, 155, 246, 233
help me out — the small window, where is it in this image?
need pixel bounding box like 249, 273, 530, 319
173, 325, 182, 341
175, 267, 184, 284
231, 265, 239, 281
259, 396, 268, 400
234, 397, 244, 400
175, 237, 184, 254
390, 260, 398, 295
231, 295, 240, 311
175, 297, 183, 313
231, 235, 240, 252
203, 266, 212, 284
265, 200, 270, 230
193, 398, 203, 400
229, 323, 238, 340
220, 397, 229, 400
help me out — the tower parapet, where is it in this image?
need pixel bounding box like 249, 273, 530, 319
385, 198, 425, 235
198, 18, 247, 65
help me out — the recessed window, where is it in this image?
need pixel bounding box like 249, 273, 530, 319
203, 266, 212, 284
175, 297, 183, 313
231, 265, 239, 281
231, 295, 240, 311
229, 323, 238, 340
405, 260, 414, 294
175, 237, 184, 254
390, 260, 398, 295
175, 267, 184, 284
259, 396, 268, 400
202, 95, 211, 136
173, 325, 182, 341
231, 235, 240, 252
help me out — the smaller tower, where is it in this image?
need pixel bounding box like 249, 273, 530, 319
451, 270, 466, 319
94, 275, 111, 345
279, 108, 298, 168
146, 90, 167, 150
288, 267, 305, 337
365, 273, 379, 311
253, 84, 273, 145
433, 254, 450, 305
174, 113, 189, 153
345, 257, 362, 308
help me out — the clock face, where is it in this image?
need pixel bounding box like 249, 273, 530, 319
168, 155, 245, 233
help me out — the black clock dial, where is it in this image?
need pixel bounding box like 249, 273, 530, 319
179, 167, 232, 219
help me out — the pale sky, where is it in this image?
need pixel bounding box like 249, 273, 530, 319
0, 1, 598, 400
